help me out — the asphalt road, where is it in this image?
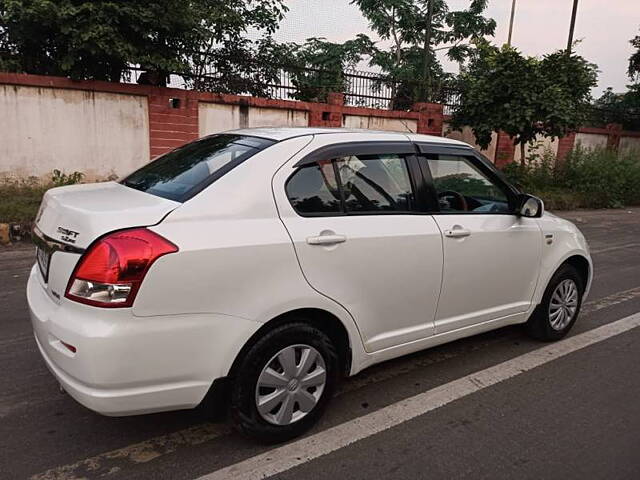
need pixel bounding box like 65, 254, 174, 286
1, 209, 640, 480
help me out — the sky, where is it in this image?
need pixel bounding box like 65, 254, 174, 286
267, 0, 640, 95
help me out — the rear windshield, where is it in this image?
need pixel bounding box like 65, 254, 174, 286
121, 134, 275, 202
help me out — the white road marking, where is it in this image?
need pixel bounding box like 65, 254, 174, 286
581, 286, 640, 315
336, 285, 640, 397
590, 242, 640, 255
198, 312, 640, 480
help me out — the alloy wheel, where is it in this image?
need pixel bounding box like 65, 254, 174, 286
548, 279, 579, 331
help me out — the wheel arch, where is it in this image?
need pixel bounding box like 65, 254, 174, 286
228, 308, 353, 379
564, 254, 591, 292
534, 251, 592, 307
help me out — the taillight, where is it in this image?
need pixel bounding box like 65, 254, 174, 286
65, 228, 178, 308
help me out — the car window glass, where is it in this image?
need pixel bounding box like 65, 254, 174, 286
427, 155, 511, 213
121, 135, 273, 202
286, 161, 342, 214
336, 154, 414, 212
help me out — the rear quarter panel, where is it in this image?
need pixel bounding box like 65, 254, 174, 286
132, 136, 368, 374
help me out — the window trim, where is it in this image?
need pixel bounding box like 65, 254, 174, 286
285, 143, 424, 218
414, 142, 520, 192
285, 140, 522, 218
293, 141, 417, 167
417, 148, 520, 216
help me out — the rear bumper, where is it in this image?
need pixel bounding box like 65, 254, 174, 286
33, 332, 208, 415
27, 266, 260, 416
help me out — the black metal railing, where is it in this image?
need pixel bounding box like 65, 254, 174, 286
122, 62, 462, 112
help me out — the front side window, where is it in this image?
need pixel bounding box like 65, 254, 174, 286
426, 155, 512, 214
121, 134, 274, 202
286, 154, 415, 215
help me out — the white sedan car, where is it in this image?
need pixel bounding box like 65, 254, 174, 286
28, 128, 592, 442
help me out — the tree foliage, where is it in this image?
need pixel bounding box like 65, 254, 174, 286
192, 34, 376, 101
281, 35, 375, 103
591, 85, 640, 130
589, 29, 640, 131
0, 0, 287, 83
189, 37, 292, 97
451, 42, 598, 163
628, 30, 640, 81
351, 0, 495, 106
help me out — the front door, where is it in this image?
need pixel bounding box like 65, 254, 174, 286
421, 152, 542, 334
274, 139, 443, 352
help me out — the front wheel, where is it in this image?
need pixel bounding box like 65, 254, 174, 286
229, 322, 339, 443
526, 264, 584, 341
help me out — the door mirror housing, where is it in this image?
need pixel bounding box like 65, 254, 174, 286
518, 194, 544, 218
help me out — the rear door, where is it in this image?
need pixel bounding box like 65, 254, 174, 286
273, 137, 443, 352
417, 145, 542, 334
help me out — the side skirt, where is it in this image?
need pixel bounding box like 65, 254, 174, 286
352, 311, 529, 375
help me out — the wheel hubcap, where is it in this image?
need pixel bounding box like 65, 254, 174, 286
549, 279, 578, 331
255, 344, 326, 426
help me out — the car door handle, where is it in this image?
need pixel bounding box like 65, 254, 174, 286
444, 227, 471, 238
306, 234, 347, 245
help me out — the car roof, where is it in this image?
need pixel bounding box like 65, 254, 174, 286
226, 127, 470, 147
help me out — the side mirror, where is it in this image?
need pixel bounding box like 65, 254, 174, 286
518, 194, 544, 218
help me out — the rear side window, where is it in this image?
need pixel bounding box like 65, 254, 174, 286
286, 160, 342, 214
121, 134, 274, 202
286, 154, 415, 215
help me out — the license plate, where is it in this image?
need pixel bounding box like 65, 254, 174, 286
36, 245, 51, 282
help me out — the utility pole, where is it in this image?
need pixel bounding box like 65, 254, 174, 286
567, 0, 579, 53
507, 0, 517, 46
421, 0, 434, 101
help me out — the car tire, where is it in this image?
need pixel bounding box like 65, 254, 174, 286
229, 321, 339, 443
526, 264, 584, 341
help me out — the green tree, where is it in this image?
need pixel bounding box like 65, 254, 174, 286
282, 35, 375, 103
590, 29, 640, 130
0, 0, 287, 83
351, 0, 495, 107
187, 1, 287, 94
628, 30, 640, 81
451, 42, 597, 164
591, 86, 640, 130
189, 37, 293, 97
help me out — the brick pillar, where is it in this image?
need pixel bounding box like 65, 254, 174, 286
148, 90, 199, 158
327, 92, 344, 105
556, 132, 576, 164
412, 102, 444, 136
606, 123, 623, 151
494, 131, 516, 168
308, 92, 343, 128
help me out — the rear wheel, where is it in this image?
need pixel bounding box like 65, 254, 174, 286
229, 321, 339, 443
526, 264, 583, 341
